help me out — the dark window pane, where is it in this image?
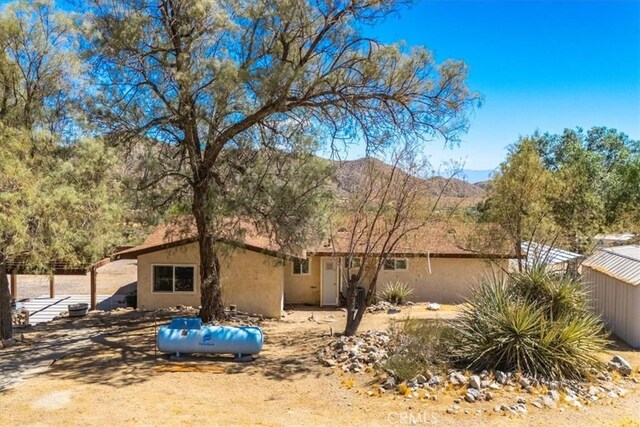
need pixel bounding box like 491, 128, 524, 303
293, 259, 309, 275
383, 259, 395, 270
396, 259, 407, 270
153, 266, 173, 292
174, 267, 194, 292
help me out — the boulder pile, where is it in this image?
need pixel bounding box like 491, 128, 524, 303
317, 330, 391, 372
318, 329, 637, 414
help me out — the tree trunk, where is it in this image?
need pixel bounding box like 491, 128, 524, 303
193, 179, 225, 322
344, 278, 357, 336
0, 256, 13, 340
344, 276, 378, 336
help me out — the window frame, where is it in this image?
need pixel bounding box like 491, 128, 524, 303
292, 258, 311, 276
151, 264, 197, 294
383, 258, 409, 271
343, 257, 362, 269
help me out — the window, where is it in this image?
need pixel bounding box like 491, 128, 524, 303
292, 258, 310, 275
153, 265, 195, 292
343, 257, 362, 269
383, 258, 408, 271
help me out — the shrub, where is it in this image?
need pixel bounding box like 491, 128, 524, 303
451, 267, 609, 380
384, 319, 456, 381
378, 280, 413, 304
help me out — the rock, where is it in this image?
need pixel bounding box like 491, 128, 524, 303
493, 404, 503, 413
588, 386, 600, 396
540, 396, 556, 408
519, 377, 530, 388
466, 388, 481, 403
415, 374, 427, 385
383, 377, 396, 390
608, 355, 633, 376
449, 372, 468, 386
607, 391, 618, 399
484, 392, 494, 401
387, 308, 401, 315
481, 380, 492, 388
427, 303, 440, 311
548, 390, 560, 401
496, 371, 507, 385
488, 383, 501, 390
517, 397, 527, 404
324, 359, 337, 367
453, 398, 461, 404
531, 401, 543, 409
428, 375, 441, 386
468, 375, 482, 390
513, 403, 527, 414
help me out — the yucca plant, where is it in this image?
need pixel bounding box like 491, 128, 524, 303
378, 280, 413, 304
451, 267, 609, 380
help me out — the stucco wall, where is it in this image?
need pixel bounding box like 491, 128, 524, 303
284, 257, 321, 304
583, 266, 640, 348
377, 257, 501, 303
137, 242, 284, 318
284, 255, 505, 305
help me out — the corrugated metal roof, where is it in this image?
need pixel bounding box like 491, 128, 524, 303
583, 245, 640, 286
522, 242, 583, 267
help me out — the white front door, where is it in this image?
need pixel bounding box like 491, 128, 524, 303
321, 258, 338, 306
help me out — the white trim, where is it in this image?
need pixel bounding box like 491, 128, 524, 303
320, 257, 339, 306
150, 263, 198, 294
292, 258, 311, 276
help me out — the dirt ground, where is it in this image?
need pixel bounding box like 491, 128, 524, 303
8, 259, 138, 300
1, 305, 639, 427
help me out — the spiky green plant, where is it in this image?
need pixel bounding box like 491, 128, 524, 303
452, 267, 609, 380
378, 280, 414, 304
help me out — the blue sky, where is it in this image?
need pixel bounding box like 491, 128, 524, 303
356, 0, 640, 173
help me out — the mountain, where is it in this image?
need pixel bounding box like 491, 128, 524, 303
460, 169, 495, 183
332, 158, 486, 201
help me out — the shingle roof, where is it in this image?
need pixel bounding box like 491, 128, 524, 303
114, 219, 517, 261
312, 222, 516, 258
583, 245, 640, 286
112, 219, 301, 260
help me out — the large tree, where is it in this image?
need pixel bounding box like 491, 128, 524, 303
479, 137, 554, 271
84, 0, 477, 321
0, 0, 122, 340
534, 127, 640, 248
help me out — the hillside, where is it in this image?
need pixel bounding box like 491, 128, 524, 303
332, 157, 486, 200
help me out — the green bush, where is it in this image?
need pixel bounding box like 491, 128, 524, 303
384, 319, 455, 381
451, 267, 608, 380
378, 280, 413, 304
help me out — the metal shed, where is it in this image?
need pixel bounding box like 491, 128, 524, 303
521, 241, 583, 272
582, 245, 640, 348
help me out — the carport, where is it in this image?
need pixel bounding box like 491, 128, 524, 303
8, 258, 111, 311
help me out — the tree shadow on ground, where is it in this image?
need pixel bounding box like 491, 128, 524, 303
1, 309, 336, 393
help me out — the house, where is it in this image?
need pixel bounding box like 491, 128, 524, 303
113, 221, 514, 318
112, 222, 294, 318
582, 245, 640, 348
